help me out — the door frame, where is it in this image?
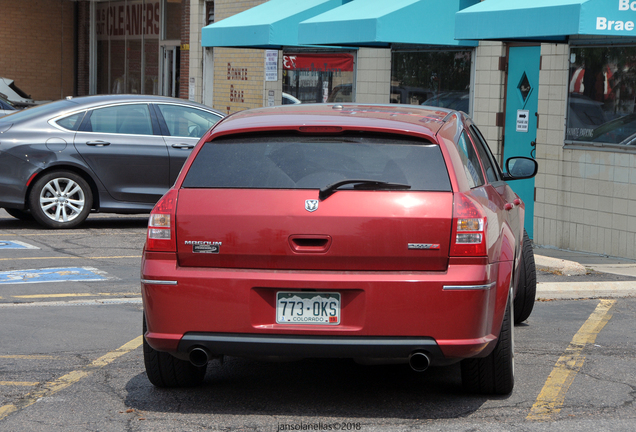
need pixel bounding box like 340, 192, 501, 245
160, 42, 180, 97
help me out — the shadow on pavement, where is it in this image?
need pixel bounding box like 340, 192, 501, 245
124, 358, 493, 420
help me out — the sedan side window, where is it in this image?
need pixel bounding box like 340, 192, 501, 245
55, 112, 86, 131
85, 104, 153, 135
156, 104, 221, 138
457, 130, 485, 188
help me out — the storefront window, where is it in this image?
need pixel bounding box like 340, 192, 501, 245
163, 0, 182, 41
144, 39, 159, 94
282, 53, 355, 103
94, 0, 161, 94
127, 39, 142, 93
567, 45, 636, 147
391, 49, 472, 112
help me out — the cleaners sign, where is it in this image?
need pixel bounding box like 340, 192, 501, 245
589, 0, 636, 35
95, 0, 160, 40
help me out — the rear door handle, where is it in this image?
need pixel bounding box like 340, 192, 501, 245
86, 140, 110, 146
171, 143, 195, 149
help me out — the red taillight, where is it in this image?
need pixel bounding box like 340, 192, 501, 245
145, 189, 178, 252
298, 126, 343, 133
450, 193, 487, 257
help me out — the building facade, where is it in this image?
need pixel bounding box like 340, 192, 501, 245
2, 0, 636, 260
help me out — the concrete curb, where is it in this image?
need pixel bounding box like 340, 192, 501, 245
536, 281, 636, 300
535, 254, 587, 276
534, 253, 636, 299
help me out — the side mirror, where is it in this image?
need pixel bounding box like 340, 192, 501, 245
504, 157, 538, 180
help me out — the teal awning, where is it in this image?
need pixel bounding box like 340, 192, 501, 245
298, 0, 479, 47
456, 0, 636, 42
201, 0, 351, 48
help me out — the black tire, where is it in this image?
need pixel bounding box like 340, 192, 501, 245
28, 171, 93, 229
514, 230, 536, 324
461, 289, 514, 395
4, 208, 34, 221
143, 316, 206, 388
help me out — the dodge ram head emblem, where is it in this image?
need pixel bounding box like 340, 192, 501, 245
305, 199, 319, 212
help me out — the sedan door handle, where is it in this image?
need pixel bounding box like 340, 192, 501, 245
171, 143, 195, 149
86, 140, 110, 147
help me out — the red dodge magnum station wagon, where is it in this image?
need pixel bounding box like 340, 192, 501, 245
141, 104, 538, 395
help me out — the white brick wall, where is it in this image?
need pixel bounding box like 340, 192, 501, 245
472, 41, 506, 161
533, 43, 636, 259
355, 48, 391, 103
189, 0, 205, 104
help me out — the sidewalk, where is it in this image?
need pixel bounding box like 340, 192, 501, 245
534, 246, 636, 300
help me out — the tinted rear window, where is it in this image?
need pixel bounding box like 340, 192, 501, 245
0, 99, 77, 124
183, 134, 451, 192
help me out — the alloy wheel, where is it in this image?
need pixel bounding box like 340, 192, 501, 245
39, 177, 86, 223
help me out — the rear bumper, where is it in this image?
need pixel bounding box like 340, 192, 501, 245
142, 252, 512, 362
174, 333, 448, 364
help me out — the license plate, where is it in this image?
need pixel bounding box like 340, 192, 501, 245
276, 292, 340, 325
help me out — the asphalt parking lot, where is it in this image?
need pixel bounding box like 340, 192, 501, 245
0, 208, 635, 431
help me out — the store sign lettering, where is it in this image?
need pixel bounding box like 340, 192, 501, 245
597, 17, 635, 31
229, 85, 244, 103
95, 1, 160, 40
227, 63, 246, 105
595, 1, 636, 33
282, 54, 354, 73
227, 63, 248, 80
619, 0, 636, 10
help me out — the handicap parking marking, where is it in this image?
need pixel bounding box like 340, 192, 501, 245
0, 267, 108, 285
0, 240, 40, 250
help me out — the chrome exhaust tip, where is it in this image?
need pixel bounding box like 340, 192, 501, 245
188, 347, 210, 367
408, 352, 430, 372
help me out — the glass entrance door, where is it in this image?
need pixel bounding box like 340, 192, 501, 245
161, 45, 180, 97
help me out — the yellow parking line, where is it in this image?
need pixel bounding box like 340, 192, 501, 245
527, 299, 616, 421
14, 292, 139, 299
0, 355, 57, 360
0, 255, 141, 261
0, 336, 143, 421
0, 382, 39, 387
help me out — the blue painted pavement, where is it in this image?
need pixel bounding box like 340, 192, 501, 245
0, 267, 107, 284
0, 240, 39, 250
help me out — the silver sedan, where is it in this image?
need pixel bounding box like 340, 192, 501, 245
0, 95, 224, 228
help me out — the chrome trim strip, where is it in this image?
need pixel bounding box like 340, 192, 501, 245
443, 282, 496, 291
140, 279, 178, 285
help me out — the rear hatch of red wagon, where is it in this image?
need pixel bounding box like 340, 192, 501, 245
174, 132, 454, 272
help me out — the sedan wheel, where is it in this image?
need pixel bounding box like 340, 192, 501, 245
29, 171, 93, 229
